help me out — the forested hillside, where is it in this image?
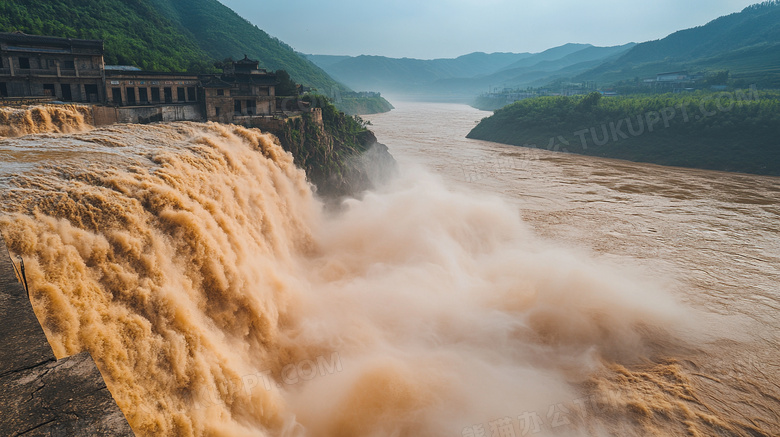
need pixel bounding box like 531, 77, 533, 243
147, 0, 343, 92
0, 0, 209, 71
468, 91, 780, 176
0, 0, 342, 91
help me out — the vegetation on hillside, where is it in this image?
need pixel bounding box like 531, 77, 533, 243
576, 1, 780, 87
468, 90, 780, 176
0, 0, 393, 114
146, 0, 342, 91
0, 0, 213, 72
330, 93, 395, 116
0, 0, 340, 90
278, 94, 395, 196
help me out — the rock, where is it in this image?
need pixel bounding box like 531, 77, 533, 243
0, 236, 134, 436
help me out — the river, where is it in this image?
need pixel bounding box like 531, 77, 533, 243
365, 101, 780, 436
0, 102, 777, 436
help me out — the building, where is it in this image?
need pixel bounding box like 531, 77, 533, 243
656, 71, 689, 82
201, 56, 278, 124
644, 71, 705, 89
104, 69, 199, 106
1, 33, 315, 130
0, 32, 105, 103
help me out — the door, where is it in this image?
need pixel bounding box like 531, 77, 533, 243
84, 84, 99, 102
60, 84, 72, 101
126, 87, 136, 105
112, 87, 122, 105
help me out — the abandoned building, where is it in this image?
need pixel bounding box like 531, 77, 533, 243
200, 56, 278, 124
104, 69, 199, 106
0, 32, 105, 103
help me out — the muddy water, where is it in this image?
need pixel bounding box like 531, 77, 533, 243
0, 103, 776, 436
366, 101, 780, 436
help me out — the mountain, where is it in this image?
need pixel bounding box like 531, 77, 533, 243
307, 52, 531, 92
499, 43, 591, 70
307, 44, 635, 101
577, 1, 780, 87
0, 0, 342, 92
440, 43, 636, 93
147, 0, 344, 92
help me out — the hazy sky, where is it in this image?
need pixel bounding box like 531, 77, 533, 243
217, 0, 760, 59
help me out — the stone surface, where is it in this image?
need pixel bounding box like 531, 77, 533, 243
0, 236, 134, 436
0, 247, 55, 377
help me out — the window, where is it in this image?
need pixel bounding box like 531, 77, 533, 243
19, 57, 30, 69
215, 107, 220, 117
163, 87, 172, 103
63, 60, 75, 69
151, 88, 160, 103
126, 87, 136, 105
139, 88, 148, 104
0, 83, 7, 98
246, 99, 256, 115
177, 87, 185, 102
234, 99, 242, 115
43, 84, 55, 97
216, 89, 224, 96
187, 87, 196, 101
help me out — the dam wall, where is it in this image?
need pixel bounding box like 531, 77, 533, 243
92, 103, 202, 126
0, 235, 134, 436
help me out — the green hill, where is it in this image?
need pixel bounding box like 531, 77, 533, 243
147, 0, 343, 92
577, 1, 780, 87
467, 91, 780, 176
0, 0, 341, 92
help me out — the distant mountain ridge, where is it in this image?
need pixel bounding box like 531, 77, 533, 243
307, 43, 636, 101
309, 1, 780, 100
574, 1, 780, 87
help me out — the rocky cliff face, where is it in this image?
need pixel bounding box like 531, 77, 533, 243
276, 113, 396, 198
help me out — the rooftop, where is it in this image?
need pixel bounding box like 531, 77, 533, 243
0, 31, 103, 51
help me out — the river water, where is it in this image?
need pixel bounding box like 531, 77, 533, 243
0, 103, 777, 436
365, 101, 780, 436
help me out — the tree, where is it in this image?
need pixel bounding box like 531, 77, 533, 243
576, 92, 602, 111
275, 70, 299, 97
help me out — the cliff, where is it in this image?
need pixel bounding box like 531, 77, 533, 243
277, 110, 396, 198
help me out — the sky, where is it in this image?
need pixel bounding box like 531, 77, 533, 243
217, 0, 761, 59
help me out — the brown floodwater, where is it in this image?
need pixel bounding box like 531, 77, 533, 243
0, 103, 777, 436
366, 101, 780, 436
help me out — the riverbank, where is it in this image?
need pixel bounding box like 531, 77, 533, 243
467, 90, 780, 176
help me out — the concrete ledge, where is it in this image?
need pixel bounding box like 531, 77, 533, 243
0, 235, 134, 436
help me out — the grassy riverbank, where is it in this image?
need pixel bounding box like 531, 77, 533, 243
467, 90, 780, 175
